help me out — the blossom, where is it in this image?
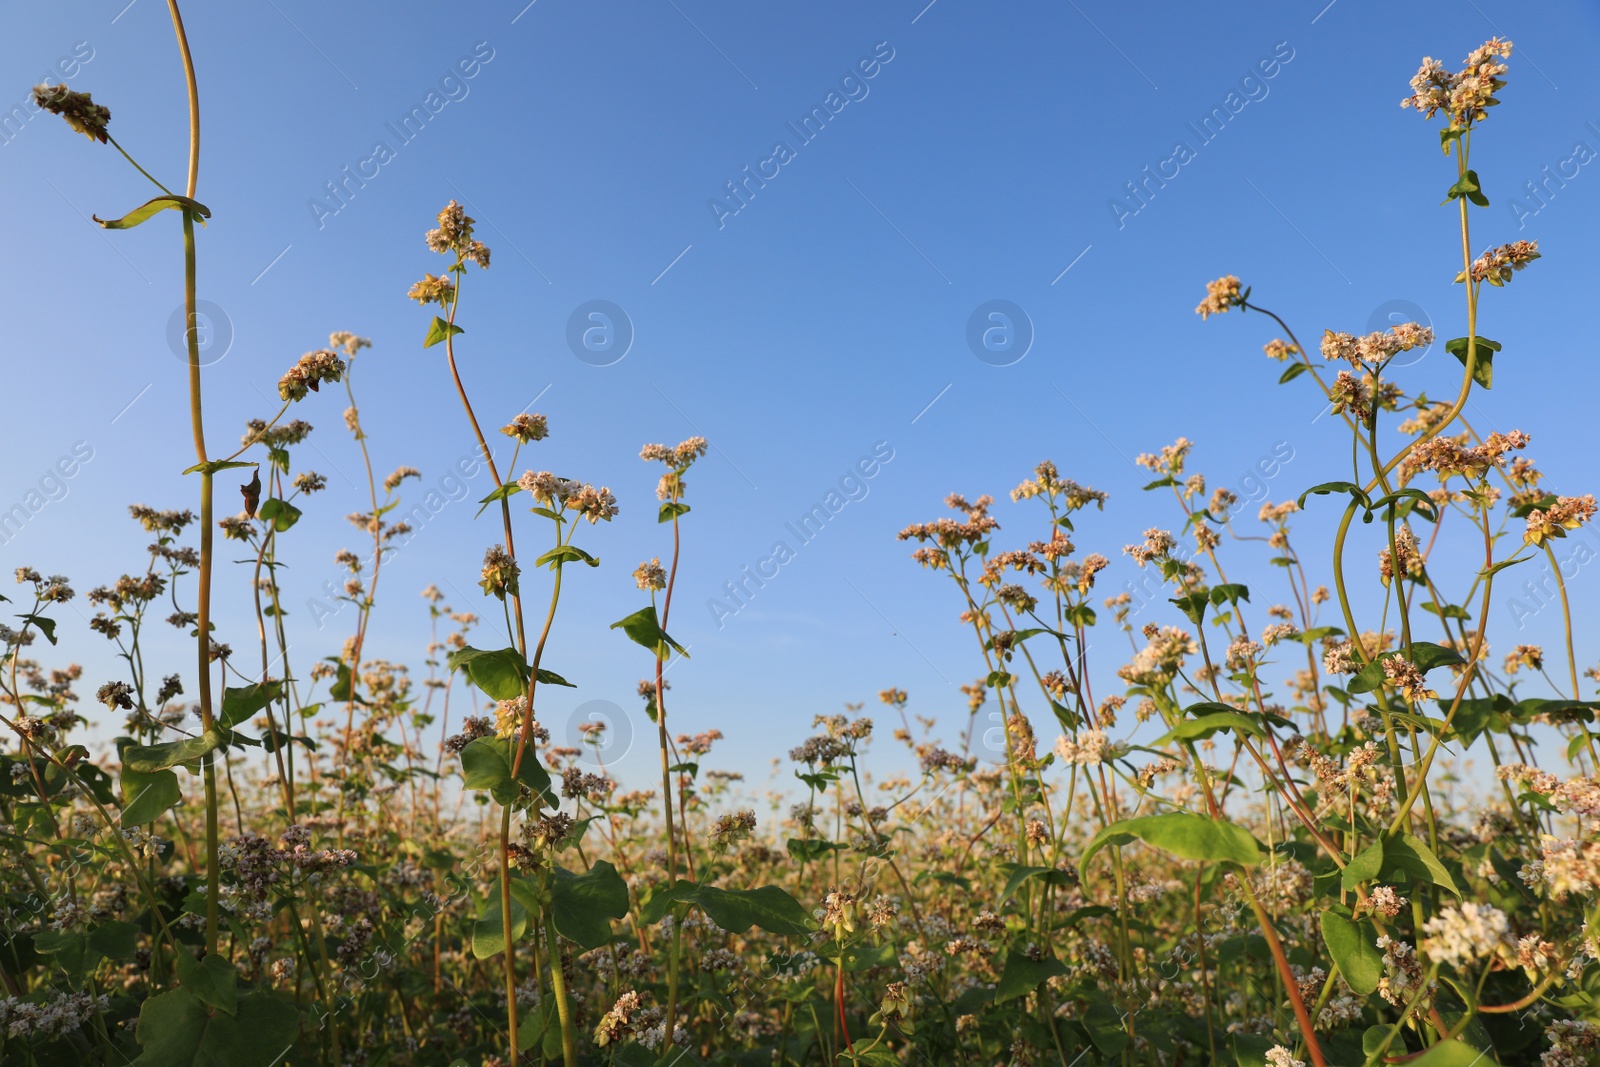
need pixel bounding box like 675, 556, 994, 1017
1525, 495, 1596, 546
1195, 276, 1243, 318
1528, 836, 1600, 900
328, 331, 371, 356
423, 200, 491, 266
1465, 240, 1540, 286
1054, 730, 1107, 766
501, 413, 549, 443
1382, 657, 1437, 704
1422, 902, 1513, 969
1328, 371, 1372, 421
383, 466, 420, 493
633, 558, 666, 592
1401, 38, 1512, 125
406, 273, 455, 307
518, 470, 578, 507
566, 484, 618, 523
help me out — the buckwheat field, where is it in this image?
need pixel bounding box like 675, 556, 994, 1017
3, 7, 1599, 1067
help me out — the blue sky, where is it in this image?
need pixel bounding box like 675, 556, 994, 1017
3, 0, 1599, 790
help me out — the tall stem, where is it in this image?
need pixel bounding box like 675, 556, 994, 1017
165, 1, 219, 957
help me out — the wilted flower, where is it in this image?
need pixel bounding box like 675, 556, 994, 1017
708, 810, 756, 854
278, 350, 346, 402
33, 84, 110, 143
479, 544, 519, 600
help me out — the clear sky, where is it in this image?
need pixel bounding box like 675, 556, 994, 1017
3, 0, 1598, 790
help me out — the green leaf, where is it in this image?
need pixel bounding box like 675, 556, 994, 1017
459, 737, 553, 805
123, 728, 225, 773
17, 614, 57, 645
177, 948, 239, 1015
423, 316, 464, 348
787, 838, 845, 863
121, 768, 182, 825
1298, 481, 1370, 510
1278, 362, 1309, 384
1154, 711, 1265, 746
325, 659, 366, 705
535, 667, 575, 688
1082, 1001, 1131, 1054
1444, 695, 1510, 746
447, 646, 529, 701
1080, 811, 1264, 878
476, 482, 523, 517
1347, 655, 1389, 696
609, 605, 689, 662
1442, 169, 1489, 208
471, 896, 529, 959
1406, 1040, 1494, 1067
1444, 336, 1501, 390
219, 680, 283, 731
638, 880, 700, 925
255, 498, 301, 533
1233, 1031, 1276, 1067
691, 885, 815, 936
94, 194, 211, 230
551, 861, 630, 949
1410, 642, 1467, 674
1341, 839, 1385, 891
1382, 833, 1461, 896
1321, 911, 1383, 995
1366, 489, 1440, 525
1210, 583, 1250, 606
32, 929, 97, 981
181, 459, 256, 476
659, 501, 691, 523
132, 988, 299, 1067
88, 920, 140, 961
999, 863, 1074, 904
534, 544, 598, 569
995, 949, 1068, 1003
516, 999, 564, 1057
1170, 592, 1208, 625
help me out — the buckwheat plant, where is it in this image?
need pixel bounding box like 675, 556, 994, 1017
411, 197, 623, 1065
